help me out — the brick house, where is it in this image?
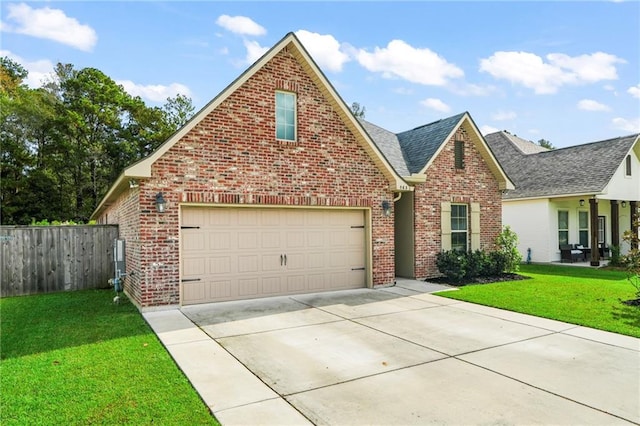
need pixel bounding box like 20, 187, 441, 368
92, 33, 512, 310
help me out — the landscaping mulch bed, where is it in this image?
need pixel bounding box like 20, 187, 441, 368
427, 273, 529, 287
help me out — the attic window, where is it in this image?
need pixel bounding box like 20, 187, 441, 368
276, 91, 296, 141
454, 140, 465, 169
625, 154, 632, 176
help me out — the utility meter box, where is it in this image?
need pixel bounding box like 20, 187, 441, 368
113, 239, 126, 278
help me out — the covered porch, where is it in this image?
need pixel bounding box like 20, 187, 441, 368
554, 197, 638, 267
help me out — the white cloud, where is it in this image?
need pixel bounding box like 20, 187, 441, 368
392, 87, 414, 95
3, 3, 97, 51
356, 39, 463, 86
492, 110, 517, 121
612, 117, 640, 133
628, 84, 640, 99
480, 125, 500, 136
449, 82, 496, 96
577, 99, 611, 112
215, 15, 266, 36
243, 40, 269, 65
117, 80, 192, 103
480, 51, 624, 94
420, 98, 451, 113
295, 30, 350, 73
0, 50, 53, 88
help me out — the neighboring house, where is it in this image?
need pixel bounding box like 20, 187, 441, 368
485, 131, 640, 265
92, 33, 512, 310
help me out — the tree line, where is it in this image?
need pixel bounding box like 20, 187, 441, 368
1, 57, 195, 224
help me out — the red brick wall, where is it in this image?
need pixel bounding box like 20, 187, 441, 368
101, 47, 396, 308
413, 126, 502, 278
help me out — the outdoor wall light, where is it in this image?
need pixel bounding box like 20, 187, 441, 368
621, 201, 627, 208
579, 199, 585, 206
381, 200, 391, 217
155, 192, 167, 213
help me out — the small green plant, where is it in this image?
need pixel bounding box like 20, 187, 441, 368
620, 219, 640, 302
495, 226, 522, 273
609, 245, 622, 267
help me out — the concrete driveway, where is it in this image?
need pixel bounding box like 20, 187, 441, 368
143, 279, 640, 425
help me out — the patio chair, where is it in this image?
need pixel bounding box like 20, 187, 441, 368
560, 244, 583, 263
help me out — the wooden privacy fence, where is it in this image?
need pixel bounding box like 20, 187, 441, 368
1, 225, 119, 297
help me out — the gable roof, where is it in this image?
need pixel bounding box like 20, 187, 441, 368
485, 131, 640, 199
361, 112, 514, 190
396, 112, 467, 174
92, 32, 410, 219
358, 119, 410, 176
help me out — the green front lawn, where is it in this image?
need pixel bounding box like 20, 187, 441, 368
434, 264, 640, 338
0, 290, 219, 425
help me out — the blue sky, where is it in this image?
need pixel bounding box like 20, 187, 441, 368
2, 1, 639, 148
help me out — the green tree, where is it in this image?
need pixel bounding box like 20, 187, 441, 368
1, 58, 195, 224
538, 139, 555, 150
350, 102, 366, 119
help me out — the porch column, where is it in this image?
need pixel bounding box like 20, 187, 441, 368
590, 198, 600, 266
611, 200, 619, 248
631, 201, 639, 250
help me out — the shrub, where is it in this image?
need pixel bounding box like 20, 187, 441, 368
495, 226, 522, 273
609, 245, 622, 267
436, 249, 512, 283
435, 250, 467, 283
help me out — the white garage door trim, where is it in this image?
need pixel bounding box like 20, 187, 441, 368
179, 205, 372, 305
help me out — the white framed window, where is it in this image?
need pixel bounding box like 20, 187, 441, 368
451, 204, 468, 252
625, 155, 632, 176
578, 211, 589, 247
558, 210, 569, 246
276, 91, 296, 141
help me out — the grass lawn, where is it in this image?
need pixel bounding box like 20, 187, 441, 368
434, 264, 640, 338
0, 289, 219, 425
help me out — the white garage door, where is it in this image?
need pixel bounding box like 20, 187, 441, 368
181, 207, 366, 305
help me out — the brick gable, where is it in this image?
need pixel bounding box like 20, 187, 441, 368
413, 126, 502, 278
101, 47, 396, 308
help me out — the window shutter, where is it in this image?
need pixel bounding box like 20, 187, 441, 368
471, 202, 480, 250
441, 202, 451, 251
454, 140, 465, 169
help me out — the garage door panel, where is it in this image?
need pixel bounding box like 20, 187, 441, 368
307, 231, 324, 247
210, 280, 232, 299
209, 257, 231, 275
261, 231, 280, 249
183, 258, 206, 276
183, 281, 206, 304
237, 255, 259, 273
183, 233, 205, 251
307, 252, 325, 269
287, 275, 306, 292
182, 207, 366, 305
308, 274, 325, 290
330, 231, 347, 247
238, 232, 259, 249
261, 276, 284, 294
210, 231, 231, 250
238, 210, 259, 225
238, 279, 259, 297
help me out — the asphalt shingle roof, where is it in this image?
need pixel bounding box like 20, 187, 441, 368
485, 131, 639, 199
358, 120, 410, 176
360, 112, 466, 176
